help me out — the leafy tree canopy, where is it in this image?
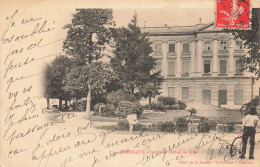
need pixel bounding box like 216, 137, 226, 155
63, 9, 115, 65
228, 9, 260, 78
64, 62, 117, 98
44, 55, 73, 99
110, 14, 163, 98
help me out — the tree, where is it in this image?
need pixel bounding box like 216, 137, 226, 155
63, 9, 114, 118
137, 73, 163, 104
110, 14, 163, 103
43, 55, 73, 109
64, 62, 117, 109
228, 8, 260, 78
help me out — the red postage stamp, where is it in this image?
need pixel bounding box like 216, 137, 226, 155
215, 0, 250, 29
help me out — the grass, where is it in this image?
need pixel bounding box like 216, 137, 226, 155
47, 108, 243, 125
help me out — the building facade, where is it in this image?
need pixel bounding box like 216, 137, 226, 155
142, 22, 260, 108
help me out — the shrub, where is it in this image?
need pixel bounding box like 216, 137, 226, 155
209, 120, 217, 131
142, 104, 151, 110
133, 123, 146, 131
198, 118, 210, 133
74, 99, 86, 111
117, 120, 129, 131
226, 123, 235, 132
107, 90, 138, 107
157, 96, 177, 106
169, 104, 179, 110
134, 104, 143, 118
157, 121, 175, 133
102, 104, 116, 117
148, 103, 167, 112
251, 96, 259, 106
118, 101, 143, 118
178, 101, 187, 110
217, 123, 236, 133
176, 117, 188, 133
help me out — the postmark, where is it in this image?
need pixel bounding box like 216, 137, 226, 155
215, 0, 251, 29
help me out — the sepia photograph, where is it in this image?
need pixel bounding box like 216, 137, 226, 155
0, 0, 260, 167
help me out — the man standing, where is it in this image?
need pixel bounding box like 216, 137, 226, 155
127, 113, 138, 133
240, 106, 259, 159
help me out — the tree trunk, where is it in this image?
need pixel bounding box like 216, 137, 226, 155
131, 85, 135, 94
86, 83, 91, 119
149, 96, 152, 105
65, 100, 68, 107
46, 97, 50, 110
59, 98, 62, 111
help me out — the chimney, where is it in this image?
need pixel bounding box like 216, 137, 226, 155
199, 18, 202, 24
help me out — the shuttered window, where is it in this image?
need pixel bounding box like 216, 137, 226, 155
182, 87, 189, 103
169, 44, 175, 52
236, 59, 243, 74
168, 87, 175, 98
183, 44, 190, 53
203, 90, 211, 105
204, 60, 211, 73
182, 61, 189, 74
218, 90, 227, 105
234, 90, 243, 105
155, 44, 161, 53
168, 62, 175, 76
220, 60, 227, 74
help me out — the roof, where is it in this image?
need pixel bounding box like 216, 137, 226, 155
141, 21, 219, 35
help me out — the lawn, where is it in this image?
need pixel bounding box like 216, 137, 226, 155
46, 107, 243, 126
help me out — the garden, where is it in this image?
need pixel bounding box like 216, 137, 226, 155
65, 93, 260, 134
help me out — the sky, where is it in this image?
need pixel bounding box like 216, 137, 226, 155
112, 8, 215, 27
9, 8, 215, 66
58, 8, 215, 62
61, 8, 215, 28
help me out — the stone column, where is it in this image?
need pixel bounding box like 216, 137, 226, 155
228, 39, 234, 77
191, 40, 196, 77
162, 41, 168, 77
176, 41, 181, 77
197, 39, 202, 77
212, 38, 218, 76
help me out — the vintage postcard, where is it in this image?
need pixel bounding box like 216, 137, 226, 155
1, 0, 260, 167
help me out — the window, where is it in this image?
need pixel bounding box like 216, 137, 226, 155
155, 44, 161, 53
236, 59, 243, 74
218, 90, 227, 105
154, 62, 161, 72
169, 44, 175, 52
204, 42, 211, 50
182, 61, 189, 74
168, 62, 175, 76
219, 60, 227, 74
168, 87, 175, 98
234, 90, 243, 105
203, 90, 211, 105
220, 41, 227, 50
183, 43, 190, 53
236, 41, 243, 50
182, 87, 189, 103
204, 60, 211, 73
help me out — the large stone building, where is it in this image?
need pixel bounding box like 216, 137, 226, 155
142, 22, 260, 108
